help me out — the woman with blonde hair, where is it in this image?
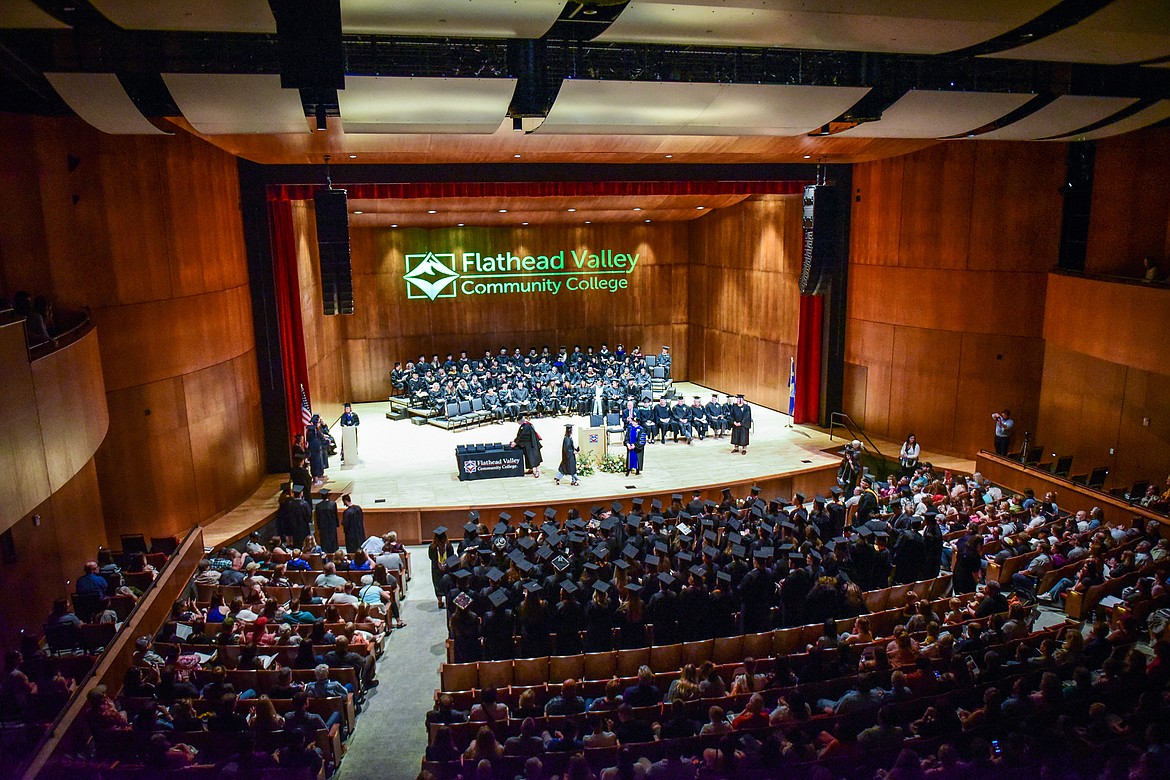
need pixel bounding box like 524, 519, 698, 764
248, 695, 285, 733
665, 664, 699, 703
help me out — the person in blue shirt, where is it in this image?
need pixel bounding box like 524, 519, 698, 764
76, 561, 108, 599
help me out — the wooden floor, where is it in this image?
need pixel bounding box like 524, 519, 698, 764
203, 382, 974, 547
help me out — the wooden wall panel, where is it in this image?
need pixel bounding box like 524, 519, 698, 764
293, 202, 350, 423
0, 115, 267, 539
0, 323, 53, 532
1043, 272, 1170, 377
31, 327, 109, 492
846, 140, 1065, 456
1085, 127, 1170, 276
686, 195, 803, 410
340, 220, 690, 401
0, 459, 107, 655
0, 115, 53, 294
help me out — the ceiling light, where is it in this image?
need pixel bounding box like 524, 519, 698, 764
633, 207, 642, 211
457, 223, 464, 227
567, 208, 576, 212
696, 206, 705, 210
585, 221, 591, 224
803, 155, 812, 159
513, 154, 522, 158
522, 222, 529, 226
353, 210, 364, 215
645, 219, 651, 223
499, 209, 507, 213
427, 209, 437, 214
391, 224, 398, 228
348, 154, 357, 159
664, 154, 673, 158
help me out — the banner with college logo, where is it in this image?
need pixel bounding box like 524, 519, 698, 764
456, 448, 525, 481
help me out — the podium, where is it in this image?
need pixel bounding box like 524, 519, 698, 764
340, 426, 358, 465
578, 426, 606, 462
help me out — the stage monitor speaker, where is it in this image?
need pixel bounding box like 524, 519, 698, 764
799, 184, 843, 296
314, 189, 353, 316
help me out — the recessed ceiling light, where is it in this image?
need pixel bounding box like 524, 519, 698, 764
427, 209, 437, 214
353, 210, 364, 214
391, 224, 398, 228
457, 223, 464, 227
513, 154, 522, 158
696, 206, 705, 210
665, 154, 673, 158
633, 207, 642, 211
645, 219, 651, 223
585, 220, 591, 224
567, 208, 576, 212
522, 221, 529, 226
499, 209, 508, 213
803, 155, 811, 159
348, 154, 357, 159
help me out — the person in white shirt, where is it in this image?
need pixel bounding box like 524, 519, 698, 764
314, 562, 346, 588
898, 434, 921, 476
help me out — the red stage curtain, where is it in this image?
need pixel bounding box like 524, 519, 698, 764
267, 180, 807, 201
269, 199, 312, 447
795, 294, 823, 425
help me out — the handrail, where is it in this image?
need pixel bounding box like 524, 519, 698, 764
827, 411, 887, 460
18, 525, 206, 780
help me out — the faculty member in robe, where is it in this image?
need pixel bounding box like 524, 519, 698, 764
341, 494, 366, 552
625, 419, 646, 476
652, 397, 672, 444
314, 488, 340, 553
554, 424, 580, 486
729, 394, 753, 455
511, 416, 543, 478
705, 394, 728, 438
339, 403, 360, 464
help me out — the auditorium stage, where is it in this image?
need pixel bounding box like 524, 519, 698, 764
205, 383, 961, 547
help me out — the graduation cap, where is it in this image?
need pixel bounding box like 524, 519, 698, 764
291, 484, 305, 494
716, 570, 732, 584
508, 549, 525, 563
552, 555, 571, 572
319, 488, 331, 497
677, 551, 693, 564
650, 514, 665, 526
729, 533, 742, 545
671, 493, 683, 502
657, 572, 676, 587
488, 589, 509, 608
600, 518, 618, 533
823, 540, 838, 552
644, 554, 660, 567
689, 564, 708, 579
522, 581, 542, 593
593, 580, 611, 594
590, 505, 603, 517
451, 568, 471, 581
462, 522, 478, 535
808, 549, 823, 561
731, 544, 746, 558
567, 518, 587, 531
560, 580, 578, 595
750, 506, 764, 520
592, 543, 609, 560
613, 559, 630, 571
626, 515, 641, 529
757, 546, 774, 559
727, 518, 742, 532
857, 526, 874, 539
568, 531, 587, 544
523, 510, 537, 522
651, 498, 663, 510
498, 512, 512, 523
453, 592, 473, 610
829, 486, 844, 496
760, 523, 774, 536
493, 522, 510, 535
703, 545, 720, 558
654, 541, 668, 553
518, 537, 536, 551
622, 543, 640, 559
788, 552, 805, 562
517, 560, 536, 575
543, 508, 558, 521
780, 521, 798, 532
468, 510, 480, 522
721, 487, 733, 496
625, 582, 644, 595
703, 531, 718, 544
536, 545, 554, 562
814, 495, 826, 504
750, 485, 761, 495
631, 497, 645, 507
704, 500, 717, 510
611, 501, 623, 514
546, 532, 564, 548
874, 530, 889, 540
583, 562, 601, 574
433, 526, 449, 536
486, 567, 505, 583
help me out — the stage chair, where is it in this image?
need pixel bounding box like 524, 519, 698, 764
120, 533, 148, 555
549, 654, 583, 683
583, 651, 617, 681
616, 647, 650, 678
645, 355, 656, 368
1054, 455, 1074, 478
1088, 466, 1109, 489
589, 414, 604, 428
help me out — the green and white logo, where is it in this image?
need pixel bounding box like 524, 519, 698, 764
403, 247, 641, 300
403, 252, 460, 300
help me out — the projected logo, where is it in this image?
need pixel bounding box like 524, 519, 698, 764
403, 252, 460, 300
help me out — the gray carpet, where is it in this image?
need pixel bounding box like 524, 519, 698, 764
335, 545, 444, 780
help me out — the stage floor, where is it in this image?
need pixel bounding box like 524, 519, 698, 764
328, 383, 838, 509
203, 383, 975, 547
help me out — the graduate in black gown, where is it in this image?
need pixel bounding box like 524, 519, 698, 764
429, 527, 456, 608
729, 394, 753, 454
510, 416, 543, 478
341, 494, 365, 552
313, 488, 340, 553
624, 419, 646, 476
554, 424, 579, 486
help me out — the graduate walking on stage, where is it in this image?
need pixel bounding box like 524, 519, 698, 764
625, 418, 646, 476
554, 424, 580, 486
511, 415, 543, 478
729, 393, 753, 455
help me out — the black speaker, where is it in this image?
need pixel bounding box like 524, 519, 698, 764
314, 189, 353, 316
799, 184, 843, 296
270, 0, 345, 91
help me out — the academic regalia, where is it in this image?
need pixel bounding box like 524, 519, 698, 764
552, 597, 585, 655
557, 432, 578, 480
513, 421, 543, 472
288, 497, 313, 544
584, 599, 615, 652
704, 400, 727, 437
342, 503, 366, 551
669, 401, 692, 442
314, 496, 340, 552
429, 538, 456, 600
652, 402, 672, 443
729, 400, 752, 447
274, 495, 297, 542
625, 423, 646, 475
306, 427, 328, 478
481, 608, 514, 661
450, 607, 482, 664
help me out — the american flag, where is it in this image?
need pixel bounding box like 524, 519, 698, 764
300, 383, 313, 429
